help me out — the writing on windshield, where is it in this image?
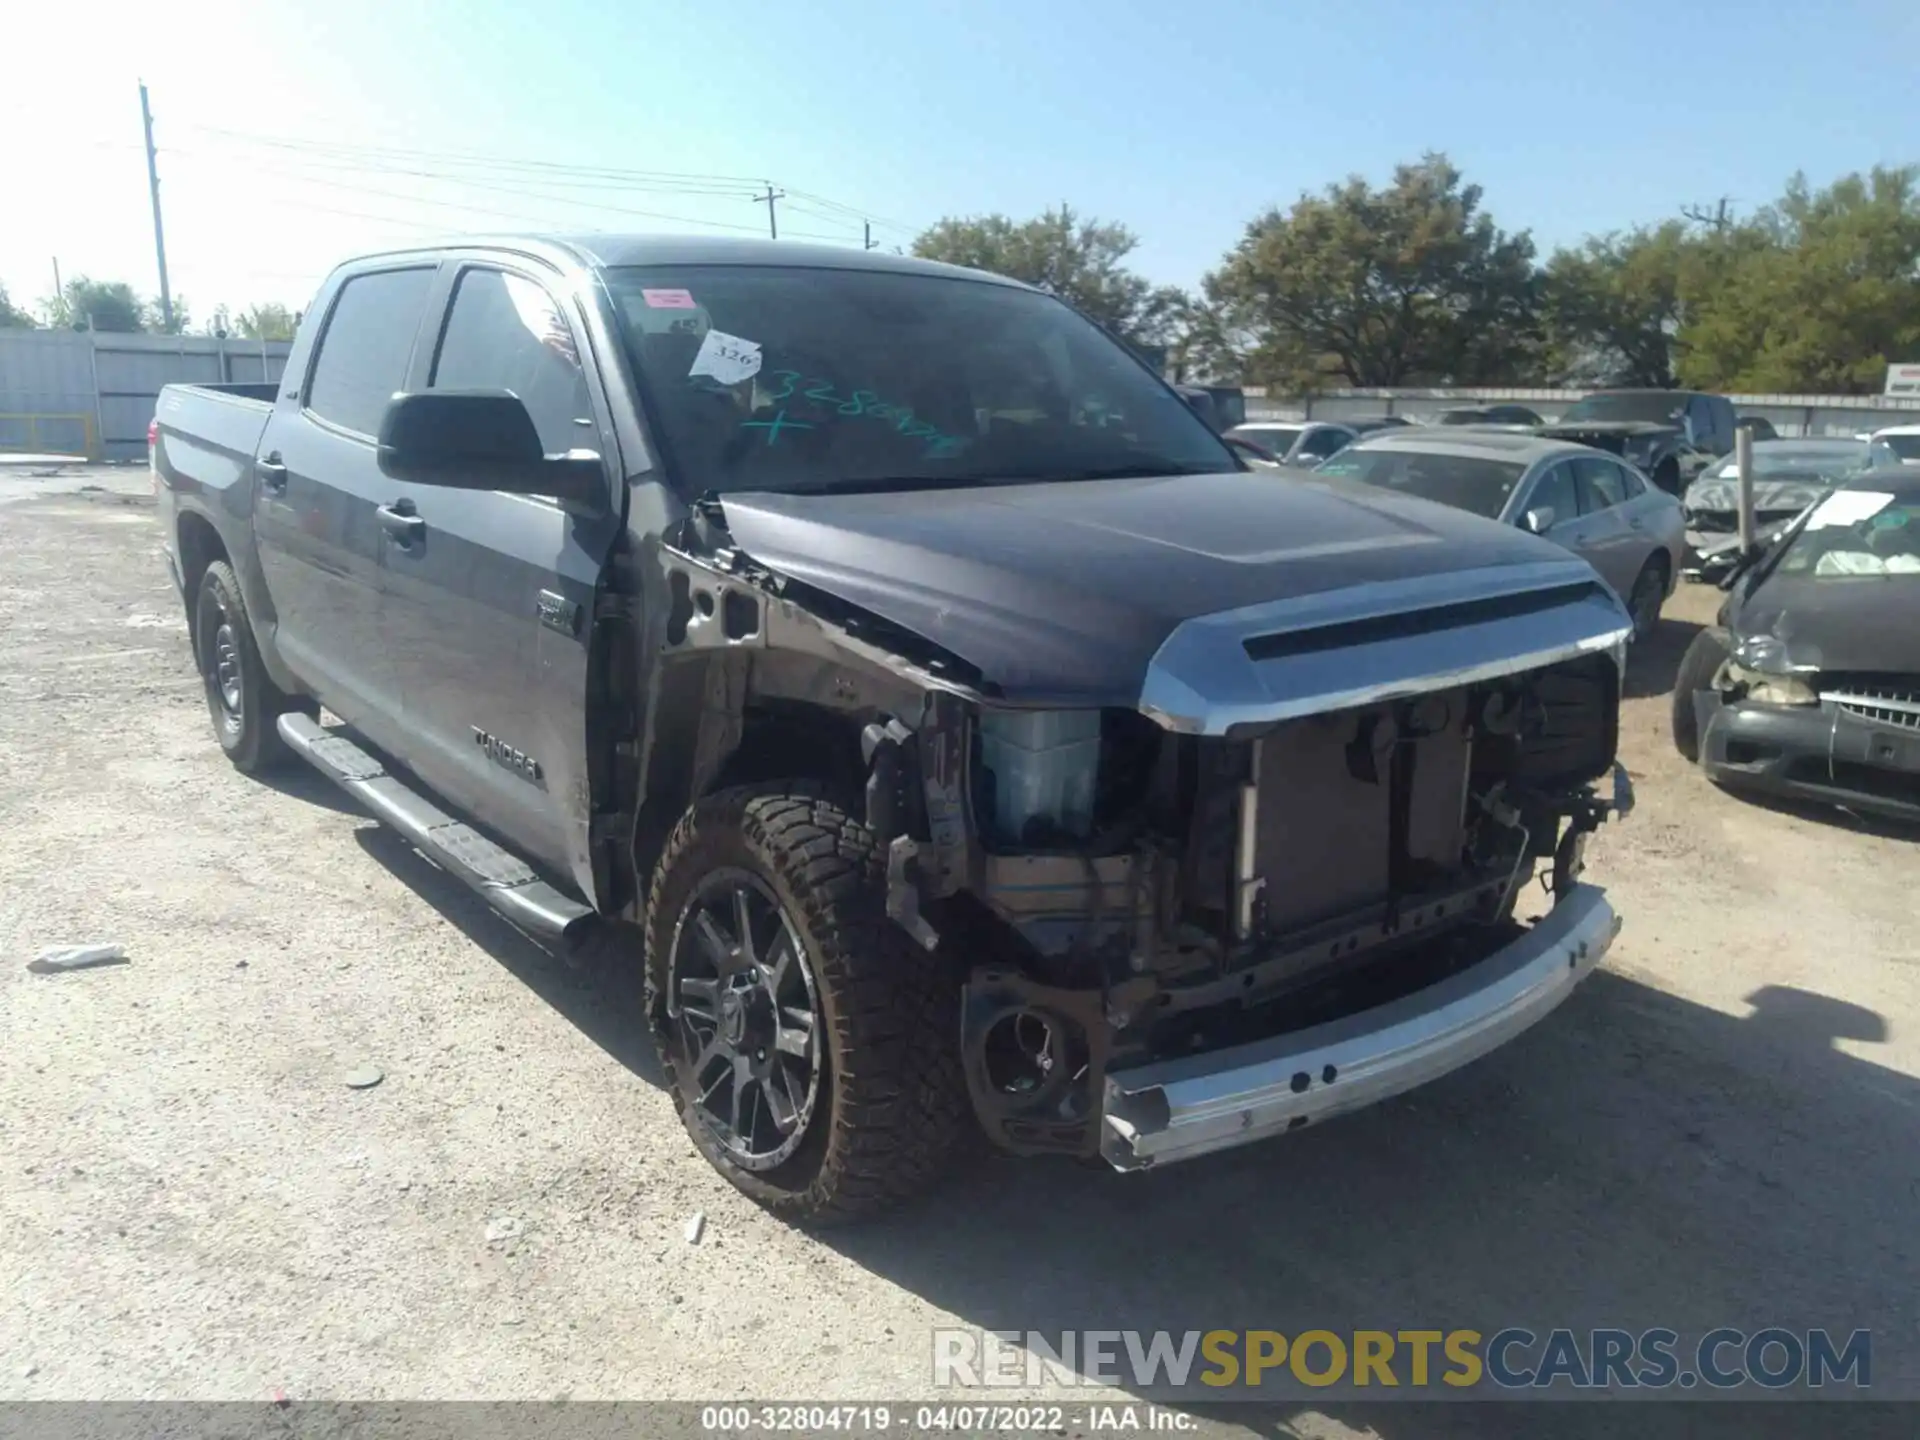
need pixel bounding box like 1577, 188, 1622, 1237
609, 264, 1231, 496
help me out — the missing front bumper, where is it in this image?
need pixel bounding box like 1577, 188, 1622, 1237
1099, 883, 1620, 1171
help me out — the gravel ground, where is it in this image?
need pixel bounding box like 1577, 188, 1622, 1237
2, 467, 1916, 1433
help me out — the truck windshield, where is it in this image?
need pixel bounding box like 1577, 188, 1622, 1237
1558, 393, 1686, 425
605, 265, 1233, 495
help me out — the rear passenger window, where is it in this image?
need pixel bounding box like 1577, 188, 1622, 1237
432, 268, 594, 455
304, 268, 436, 438
1573, 455, 1628, 510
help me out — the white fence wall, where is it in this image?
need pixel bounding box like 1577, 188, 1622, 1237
1244, 387, 1920, 438
0, 329, 293, 461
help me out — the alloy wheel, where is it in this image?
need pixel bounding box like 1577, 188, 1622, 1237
667, 870, 823, 1171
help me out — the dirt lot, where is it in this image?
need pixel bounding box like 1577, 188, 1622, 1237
2, 468, 1916, 1430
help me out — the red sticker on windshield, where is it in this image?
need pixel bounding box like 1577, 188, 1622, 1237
642, 289, 697, 309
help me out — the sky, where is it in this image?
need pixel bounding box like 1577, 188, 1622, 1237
4, 0, 1917, 322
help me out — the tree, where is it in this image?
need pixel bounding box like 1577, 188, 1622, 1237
235, 302, 298, 341
0, 283, 35, 328
41, 277, 146, 332
912, 205, 1183, 344
1541, 222, 1693, 386
145, 293, 191, 335
1679, 166, 1920, 394
1203, 154, 1540, 389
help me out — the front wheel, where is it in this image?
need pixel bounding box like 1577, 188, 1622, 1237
645, 784, 968, 1224
1670, 627, 1731, 763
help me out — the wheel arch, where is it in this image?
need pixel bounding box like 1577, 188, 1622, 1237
174, 508, 228, 657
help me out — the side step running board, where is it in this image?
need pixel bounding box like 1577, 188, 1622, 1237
277, 713, 597, 948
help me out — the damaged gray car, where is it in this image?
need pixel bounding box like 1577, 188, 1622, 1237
155, 237, 1635, 1222
1682, 437, 1900, 583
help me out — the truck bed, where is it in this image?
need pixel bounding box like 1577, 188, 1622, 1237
154, 382, 278, 497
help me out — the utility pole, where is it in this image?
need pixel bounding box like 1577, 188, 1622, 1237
754, 183, 785, 240
139, 80, 174, 333
51, 257, 63, 310
863, 221, 877, 251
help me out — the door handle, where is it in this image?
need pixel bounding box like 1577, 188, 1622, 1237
377, 502, 425, 547
257, 455, 288, 491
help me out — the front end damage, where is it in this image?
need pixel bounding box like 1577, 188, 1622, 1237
650, 501, 1635, 1174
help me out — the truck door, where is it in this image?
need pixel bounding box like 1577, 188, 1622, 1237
374, 261, 623, 891
253, 264, 439, 736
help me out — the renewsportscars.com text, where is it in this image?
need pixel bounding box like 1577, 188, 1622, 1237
933, 1327, 1871, 1392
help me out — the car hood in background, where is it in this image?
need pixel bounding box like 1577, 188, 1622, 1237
1537, 421, 1680, 439
716, 471, 1577, 703
1684, 475, 1839, 515
1733, 571, 1920, 673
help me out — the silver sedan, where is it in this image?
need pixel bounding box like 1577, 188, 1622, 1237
1310, 429, 1687, 638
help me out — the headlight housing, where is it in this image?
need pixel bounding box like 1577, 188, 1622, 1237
1724, 636, 1818, 706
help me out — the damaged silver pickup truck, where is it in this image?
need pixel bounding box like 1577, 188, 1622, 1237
154, 236, 1634, 1222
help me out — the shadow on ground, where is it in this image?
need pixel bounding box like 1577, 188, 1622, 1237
351, 826, 663, 1086
1624, 615, 1705, 700
259, 761, 370, 819
812, 971, 1917, 1434
294, 716, 1916, 1437
1709, 780, 1920, 846
346, 804, 1918, 1433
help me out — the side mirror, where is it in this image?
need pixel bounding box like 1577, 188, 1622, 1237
1522, 506, 1556, 534
376, 390, 604, 502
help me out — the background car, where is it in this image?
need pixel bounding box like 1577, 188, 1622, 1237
1538, 388, 1737, 495
1435, 404, 1546, 427
1225, 420, 1359, 468
1672, 468, 1920, 825
1682, 437, 1900, 582
1869, 422, 1920, 465
1312, 429, 1684, 638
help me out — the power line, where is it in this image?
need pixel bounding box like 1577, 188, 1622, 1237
167, 150, 774, 235
182, 124, 919, 239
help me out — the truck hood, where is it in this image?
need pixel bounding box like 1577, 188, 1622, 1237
715, 470, 1589, 703
1537, 420, 1679, 439
1732, 572, 1920, 674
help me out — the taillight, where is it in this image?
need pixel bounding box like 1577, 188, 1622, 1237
148, 418, 158, 448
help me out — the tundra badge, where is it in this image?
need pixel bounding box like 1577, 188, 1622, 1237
472, 727, 544, 785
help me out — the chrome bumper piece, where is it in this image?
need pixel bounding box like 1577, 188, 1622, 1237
1101, 883, 1621, 1171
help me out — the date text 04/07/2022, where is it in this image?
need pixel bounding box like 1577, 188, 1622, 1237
698, 1404, 1198, 1433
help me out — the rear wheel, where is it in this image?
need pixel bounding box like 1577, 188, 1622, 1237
1653, 458, 1680, 496
194, 560, 299, 774
645, 784, 968, 1224
1671, 627, 1731, 763
1627, 556, 1669, 641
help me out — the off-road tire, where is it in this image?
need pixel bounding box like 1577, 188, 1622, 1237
645, 783, 968, 1224
194, 560, 300, 774
1671, 627, 1731, 763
